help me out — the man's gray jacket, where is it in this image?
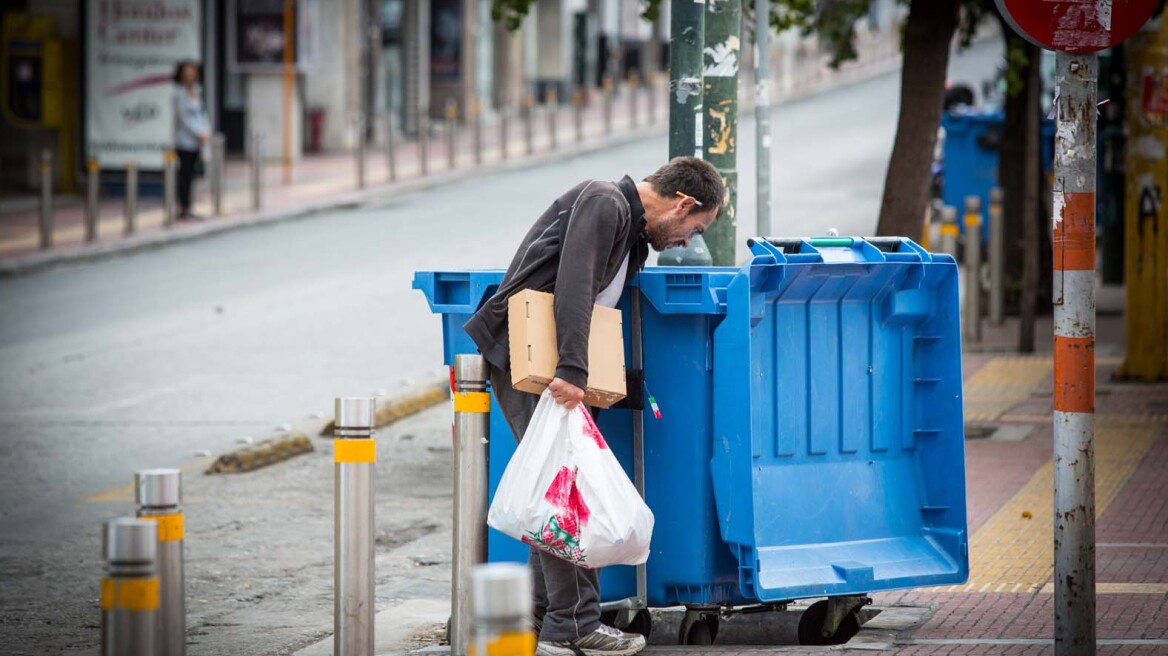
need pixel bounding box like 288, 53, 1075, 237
464, 175, 650, 390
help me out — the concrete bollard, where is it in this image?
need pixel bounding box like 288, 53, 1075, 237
451, 355, 490, 656
102, 518, 158, 656
210, 134, 225, 217
124, 161, 138, 236
629, 71, 640, 128
334, 397, 377, 656
250, 133, 264, 211
964, 196, 983, 342
939, 206, 958, 258
522, 94, 534, 156
546, 89, 558, 150
602, 76, 614, 135
86, 158, 101, 243
446, 98, 458, 170
385, 113, 398, 182
356, 115, 368, 189
162, 150, 177, 227
573, 90, 585, 144
471, 564, 534, 656
39, 149, 53, 250
420, 116, 431, 176
135, 470, 184, 656
472, 100, 483, 166
989, 187, 1005, 325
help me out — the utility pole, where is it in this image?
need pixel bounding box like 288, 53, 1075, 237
668, 0, 705, 160
755, 0, 772, 237
660, 0, 713, 267
701, 0, 741, 266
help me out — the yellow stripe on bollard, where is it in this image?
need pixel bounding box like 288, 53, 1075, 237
101, 578, 160, 611
940, 224, 959, 236
468, 631, 537, 656
101, 578, 115, 610
964, 213, 981, 227
453, 392, 491, 413
145, 513, 184, 542
334, 439, 377, 463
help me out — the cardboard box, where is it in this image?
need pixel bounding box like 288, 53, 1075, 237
507, 289, 627, 408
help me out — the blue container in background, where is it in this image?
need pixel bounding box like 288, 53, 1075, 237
413, 236, 969, 615
940, 109, 1055, 241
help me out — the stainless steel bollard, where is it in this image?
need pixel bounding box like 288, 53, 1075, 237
135, 470, 184, 656
124, 161, 138, 236
471, 564, 534, 656
499, 105, 510, 161
629, 71, 640, 128
163, 150, 177, 227
385, 113, 398, 182
210, 134, 225, 217
452, 355, 490, 656
472, 100, 483, 166
647, 71, 658, 124
86, 158, 101, 243
334, 397, 377, 656
522, 94, 534, 156
420, 117, 431, 176
546, 89, 558, 150
39, 149, 53, 250
102, 518, 158, 656
573, 90, 584, 144
939, 206, 958, 258
446, 98, 458, 170
250, 133, 264, 210
964, 196, 983, 342
356, 115, 368, 189
603, 77, 614, 135
989, 187, 1005, 325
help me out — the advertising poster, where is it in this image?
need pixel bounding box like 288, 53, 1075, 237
86, 0, 202, 170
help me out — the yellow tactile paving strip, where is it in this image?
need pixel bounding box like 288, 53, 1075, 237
963, 357, 1053, 422
947, 417, 1161, 593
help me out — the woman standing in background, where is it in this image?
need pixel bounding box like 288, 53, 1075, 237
173, 60, 211, 221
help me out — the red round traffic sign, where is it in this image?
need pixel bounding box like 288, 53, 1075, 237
996, 0, 1160, 53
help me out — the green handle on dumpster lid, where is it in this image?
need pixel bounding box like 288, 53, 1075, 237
748, 237, 856, 252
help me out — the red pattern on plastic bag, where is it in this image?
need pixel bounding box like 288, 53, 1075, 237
579, 407, 608, 449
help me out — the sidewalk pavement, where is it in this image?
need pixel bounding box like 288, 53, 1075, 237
296, 284, 1168, 656
0, 27, 907, 276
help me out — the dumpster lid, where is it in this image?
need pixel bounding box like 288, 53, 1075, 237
709, 238, 969, 601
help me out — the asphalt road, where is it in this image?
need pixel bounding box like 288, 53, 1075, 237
0, 38, 1003, 654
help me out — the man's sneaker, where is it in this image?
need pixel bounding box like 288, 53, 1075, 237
536, 624, 646, 656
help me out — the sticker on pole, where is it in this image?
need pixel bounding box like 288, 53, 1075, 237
995, 0, 1160, 53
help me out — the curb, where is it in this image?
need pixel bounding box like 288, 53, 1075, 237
206, 376, 451, 474
0, 126, 665, 278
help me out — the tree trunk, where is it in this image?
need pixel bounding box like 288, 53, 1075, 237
1018, 41, 1042, 353
875, 0, 960, 237
999, 28, 1028, 315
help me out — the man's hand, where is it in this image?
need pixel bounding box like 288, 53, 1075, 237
548, 377, 585, 410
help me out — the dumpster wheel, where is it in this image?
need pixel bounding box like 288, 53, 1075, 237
796, 598, 864, 646
600, 609, 652, 639
678, 608, 719, 645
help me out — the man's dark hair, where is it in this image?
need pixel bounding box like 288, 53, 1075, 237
173, 60, 201, 84
644, 157, 725, 214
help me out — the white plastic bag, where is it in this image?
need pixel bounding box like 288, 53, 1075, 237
487, 390, 654, 569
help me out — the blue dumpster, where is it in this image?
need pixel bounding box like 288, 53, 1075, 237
414, 237, 969, 639
941, 109, 1055, 241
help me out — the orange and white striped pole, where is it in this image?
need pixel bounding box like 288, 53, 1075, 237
1051, 52, 1097, 654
